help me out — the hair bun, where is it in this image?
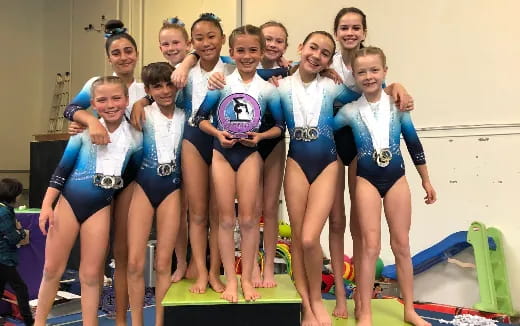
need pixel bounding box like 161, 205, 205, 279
199, 13, 221, 22
163, 17, 185, 27
104, 19, 127, 38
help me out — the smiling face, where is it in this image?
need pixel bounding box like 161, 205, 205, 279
335, 12, 366, 51
352, 54, 387, 99
191, 21, 225, 65
146, 81, 176, 109
91, 83, 128, 123
298, 33, 335, 75
107, 38, 138, 76
159, 28, 190, 66
230, 34, 263, 74
262, 25, 287, 62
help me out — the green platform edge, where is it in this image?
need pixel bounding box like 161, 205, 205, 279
467, 221, 515, 316
162, 274, 301, 306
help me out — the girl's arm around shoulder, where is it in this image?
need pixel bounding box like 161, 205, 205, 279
63, 76, 98, 121
331, 82, 362, 106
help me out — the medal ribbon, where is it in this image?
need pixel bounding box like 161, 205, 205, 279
96, 119, 131, 176
150, 103, 184, 165
358, 92, 391, 156
291, 69, 323, 128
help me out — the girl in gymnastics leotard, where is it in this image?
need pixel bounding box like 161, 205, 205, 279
157, 17, 192, 284
62, 19, 145, 326
177, 13, 234, 294
126, 63, 184, 326
35, 77, 143, 326
203, 21, 292, 288
328, 7, 415, 318
194, 25, 285, 303
334, 47, 436, 326
276, 31, 359, 326
254, 21, 291, 288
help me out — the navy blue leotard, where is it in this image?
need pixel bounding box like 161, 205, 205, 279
176, 59, 235, 165
278, 70, 360, 184
334, 93, 426, 197
135, 103, 185, 208
49, 120, 143, 223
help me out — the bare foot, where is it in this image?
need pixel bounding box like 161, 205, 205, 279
332, 295, 348, 318
208, 273, 225, 293
252, 263, 263, 288
310, 299, 332, 326
404, 309, 431, 326
261, 264, 277, 288
189, 272, 208, 294
221, 279, 239, 303
302, 305, 319, 326
184, 260, 198, 280
241, 280, 261, 302
171, 260, 187, 283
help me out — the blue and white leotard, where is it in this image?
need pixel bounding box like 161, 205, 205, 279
278, 70, 360, 184
334, 92, 426, 197
195, 69, 285, 171
49, 120, 143, 223
134, 103, 185, 208
176, 59, 235, 165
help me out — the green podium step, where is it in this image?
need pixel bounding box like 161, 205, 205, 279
162, 274, 301, 325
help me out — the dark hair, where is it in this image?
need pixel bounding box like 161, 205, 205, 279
160, 17, 189, 41
229, 24, 265, 51
104, 19, 138, 56
90, 76, 128, 97
302, 31, 336, 57
333, 7, 367, 48
0, 178, 23, 204
141, 62, 175, 87
191, 13, 224, 36
259, 21, 289, 47
351, 46, 387, 70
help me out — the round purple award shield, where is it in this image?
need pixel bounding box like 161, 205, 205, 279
217, 93, 261, 138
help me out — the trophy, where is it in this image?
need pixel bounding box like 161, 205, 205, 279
217, 93, 261, 138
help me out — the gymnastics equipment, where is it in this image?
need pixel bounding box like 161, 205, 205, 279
162, 275, 301, 326
47, 72, 71, 133
382, 222, 514, 315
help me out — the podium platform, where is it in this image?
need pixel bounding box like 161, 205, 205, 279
162, 274, 301, 326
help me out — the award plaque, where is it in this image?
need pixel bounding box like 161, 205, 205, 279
217, 93, 261, 138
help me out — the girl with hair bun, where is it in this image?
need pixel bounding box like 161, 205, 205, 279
62, 19, 145, 326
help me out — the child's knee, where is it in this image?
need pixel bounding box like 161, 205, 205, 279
127, 257, 145, 277
189, 212, 208, 226
42, 263, 65, 282
219, 215, 236, 230
238, 215, 257, 230
390, 238, 411, 259
79, 268, 101, 287
329, 216, 346, 234
155, 258, 172, 275
301, 235, 320, 251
